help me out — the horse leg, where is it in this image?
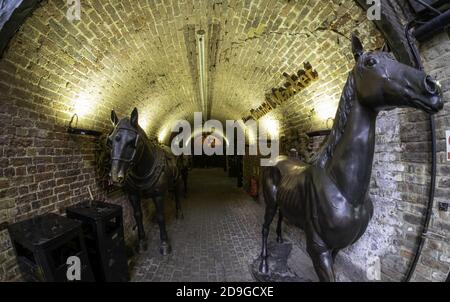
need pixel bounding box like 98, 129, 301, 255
305, 225, 335, 282
175, 181, 184, 219
332, 249, 339, 262
182, 171, 188, 198
276, 210, 284, 243
153, 194, 172, 255
128, 193, 147, 252
259, 202, 277, 274
258, 167, 281, 275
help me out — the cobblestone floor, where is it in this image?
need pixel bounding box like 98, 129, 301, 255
131, 168, 317, 282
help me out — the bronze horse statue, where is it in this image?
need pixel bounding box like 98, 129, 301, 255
259, 35, 443, 281
108, 108, 183, 255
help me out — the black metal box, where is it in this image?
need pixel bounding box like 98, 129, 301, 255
66, 201, 129, 282
8, 213, 95, 282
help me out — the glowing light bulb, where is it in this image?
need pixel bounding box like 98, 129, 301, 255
158, 128, 168, 143
139, 115, 149, 132
247, 129, 256, 145
315, 102, 337, 121
260, 116, 279, 138
73, 97, 91, 117
72, 93, 96, 118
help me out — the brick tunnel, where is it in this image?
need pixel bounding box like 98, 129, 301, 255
0, 0, 449, 283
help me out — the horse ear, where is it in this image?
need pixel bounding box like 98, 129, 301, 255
381, 43, 390, 53
130, 107, 138, 128
351, 33, 364, 60
111, 110, 119, 126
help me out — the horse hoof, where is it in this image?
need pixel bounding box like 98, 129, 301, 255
276, 237, 284, 244
134, 245, 141, 254
160, 242, 172, 255
259, 261, 269, 275
140, 241, 148, 252
176, 211, 185, 220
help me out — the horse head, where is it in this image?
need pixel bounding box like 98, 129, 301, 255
351, 34, 443, 114
107, 107, 141, 185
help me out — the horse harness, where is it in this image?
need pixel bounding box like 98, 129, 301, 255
110, 127, 166, 191
110, 127, 141, 164
127, 145, 166, 191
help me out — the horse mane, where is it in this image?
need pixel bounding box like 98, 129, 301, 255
310, 73, 355, 168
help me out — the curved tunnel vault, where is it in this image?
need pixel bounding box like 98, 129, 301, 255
0, 0, 449, 282
1, 0, 383, 136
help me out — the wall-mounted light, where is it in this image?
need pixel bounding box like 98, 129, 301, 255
315, 102, 336, 121
196, 29, 208, 117
260, 116, 279, 139
158, 127, 168, 143
138, 112, 149, 133
247, 127, 257, 145
73, 93, 94, 118
67, 114, 102, 137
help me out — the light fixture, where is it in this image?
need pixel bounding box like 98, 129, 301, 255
158, 127, 168, 143
260, 116, 279, 139
315, 102, 337, 121
67, 114, 102, 137
196, 29, 208, 117
246, 128, 257, 145
73, 93, 94, 118
138, 112, 149, 133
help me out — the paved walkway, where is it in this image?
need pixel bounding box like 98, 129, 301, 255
131, 168, 317, 282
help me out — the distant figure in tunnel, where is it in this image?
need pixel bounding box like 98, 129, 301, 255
107, 108, 184, 255
258, 34, 443, 282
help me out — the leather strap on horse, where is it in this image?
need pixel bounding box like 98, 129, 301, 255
126, 146, 165, 191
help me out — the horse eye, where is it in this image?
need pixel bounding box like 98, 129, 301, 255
115, 135, 121, 142
365, 58, 377, 67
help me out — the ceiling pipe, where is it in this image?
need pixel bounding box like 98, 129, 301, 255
196, 29, 208, 119
414, 8, 450, 42
410, 0, 443, 16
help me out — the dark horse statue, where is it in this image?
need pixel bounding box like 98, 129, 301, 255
177, 154, 189, 198
259, 35, 443, 281
108, 108, 183, 255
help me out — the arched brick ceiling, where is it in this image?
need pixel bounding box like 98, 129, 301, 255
0, 0, 383, 138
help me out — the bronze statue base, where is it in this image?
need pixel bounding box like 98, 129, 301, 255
250, 241, 311, 282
